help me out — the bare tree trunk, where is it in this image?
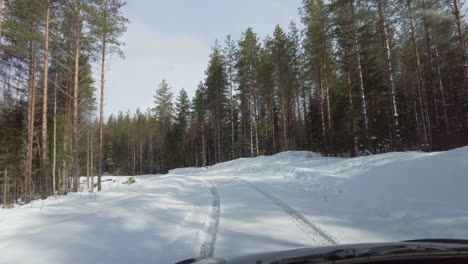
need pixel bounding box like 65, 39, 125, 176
72, 8, 81, 192
270, 100, 276, 153
301, 87, 308, 148
421, 0, 440, 126
139, 139, 143, 174
344, 43, 357, 156
132, 140, 136, 176
148, 115, 153, 174
3, 169, 7, 208
86, 123, 90, 189
323, 62, 334, 153
90, 126, 94, 192
249, 93, 254, 157
408, 0, 431, 148
378, 0, 401, 149
280, 89, 288, 151
201, 123, 206, 167
98, 36, 106, 191
228, 57, 235, 159
0, 0, 3, 41
453, 0, 468, 82
435, 47, 449, 132
0, 0, 3, 40
52, 74, 57, 195
350, 0, 370, 149
317, 60, 326, 148
254, 94, 259, 156
41, 5, 51, 197
26, 41, 38, 202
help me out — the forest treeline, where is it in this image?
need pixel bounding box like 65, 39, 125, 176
0, 0, 127, 207
1, 0, 467, 207
105, 0, 467, 175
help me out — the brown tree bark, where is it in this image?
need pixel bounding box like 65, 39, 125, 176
378, 0, 401, 149
72, 3, 82, 192
323, 60, 334, 153
3, 169, 7, 208
317, 59, 326, 147
98, 36, 106, 191
350, 0, 370, 149
0, 0, 3, 40
201, 122, 207, 167
41, 5, 51, 197
435, 47, 449, 132
408, 0, 431, 148
52, 74, 57, 195
420, 0, 442, 129
26, 41, 38, 202
452, 0, 468, 82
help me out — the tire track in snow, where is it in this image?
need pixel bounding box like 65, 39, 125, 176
199, 179, 220, 258
234, 177, 338, 246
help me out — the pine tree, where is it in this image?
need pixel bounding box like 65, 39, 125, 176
88, 0, 128, 191
152, 79, 173, 172
205, 41, 228, 163
175, 89, 191, 166
236, 28, 261, 157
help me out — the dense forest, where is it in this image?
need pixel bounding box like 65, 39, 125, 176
1, 0, 467, 207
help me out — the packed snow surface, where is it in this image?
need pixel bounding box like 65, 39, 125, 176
1, 147, 467, 264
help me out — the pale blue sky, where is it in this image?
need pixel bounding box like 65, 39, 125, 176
104, 0, 303, 116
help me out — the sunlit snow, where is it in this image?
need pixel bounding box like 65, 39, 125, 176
1, 147, 467, 264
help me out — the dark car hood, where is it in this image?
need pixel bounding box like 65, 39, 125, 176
178, 240, 468, 264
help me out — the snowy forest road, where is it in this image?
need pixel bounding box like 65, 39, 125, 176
1, 149, 468, 264
232, 176, 338, 245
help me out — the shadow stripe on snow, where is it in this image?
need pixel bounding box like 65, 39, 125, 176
199, 179, 221, 258
234, 177, 338, 246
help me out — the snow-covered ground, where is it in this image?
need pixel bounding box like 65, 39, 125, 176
1, 147, 467, 264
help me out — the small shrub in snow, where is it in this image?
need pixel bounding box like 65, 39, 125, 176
123, 177, 136, 185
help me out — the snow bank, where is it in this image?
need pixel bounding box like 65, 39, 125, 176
172, 147, 468, 243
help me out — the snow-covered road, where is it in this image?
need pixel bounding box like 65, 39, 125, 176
1, 148, 468, 264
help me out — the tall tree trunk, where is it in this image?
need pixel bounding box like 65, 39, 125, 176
72, 4, 81, 192
86, 122, 90, 189
344, 43, 358, 156
249, 92, 254, 157
350, 0, 370, 149
201, 122, 206, 167
98, 36, 106, 191
148, 116, 153, 174
378, 0, 401, 149
3, 169, 7, 208
435, 47, 449, 132
270, 99, 276, 153
323, 61, 334, 153
452, 0, 468, 83
254, 94, 259, 156
421, 0, 440, 126
408, 0, 431, 148
228, 63, 235, 159
90, 127, 94, 192
52, 73, 57, 195
317, 61, 326, 147
41, 5, 51, 197
26, 41, 38, 202
280, 89, 288, 151
0, 0, 3, 40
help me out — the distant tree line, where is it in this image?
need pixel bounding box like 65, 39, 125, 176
1, 0, 467, 207
0, 0, 127, 207
103, 0, 467, 176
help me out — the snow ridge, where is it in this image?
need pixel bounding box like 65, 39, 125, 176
199, 180, 221, 258
234, 177, 338, 246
